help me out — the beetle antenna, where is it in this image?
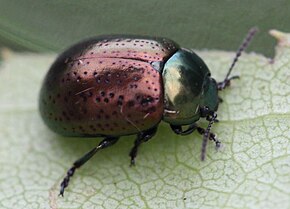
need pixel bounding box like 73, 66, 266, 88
201, 113, 217, 161
218, 27, 258, 90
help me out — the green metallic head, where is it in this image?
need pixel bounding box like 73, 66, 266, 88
162, 49, 219, 126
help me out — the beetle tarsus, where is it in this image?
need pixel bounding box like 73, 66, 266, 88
129, 141, 140, 166
59, 166, 76, 197
59, 137, 119, 196
129, 127, 157, 166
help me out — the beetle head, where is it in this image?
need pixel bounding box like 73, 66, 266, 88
200, 76, 219, 113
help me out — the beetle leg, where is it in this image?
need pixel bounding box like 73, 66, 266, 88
171, 123, 221, 159
170, 124, 220, 147
59, 137, 119, 197
196, 127, 221, 149
129, 126, 158, 166
170, 124, 197, 135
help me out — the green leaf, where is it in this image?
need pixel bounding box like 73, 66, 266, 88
0, 30, 289, 209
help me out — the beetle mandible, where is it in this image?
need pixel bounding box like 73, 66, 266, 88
39, 28, 257, 196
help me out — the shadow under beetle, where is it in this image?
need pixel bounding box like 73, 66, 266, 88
39, 28, 257, 196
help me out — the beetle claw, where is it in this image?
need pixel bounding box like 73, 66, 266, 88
58, 190, 64, 197
215, 141, 221, 149
59, 166, 76, 197
130, 159, 136, 167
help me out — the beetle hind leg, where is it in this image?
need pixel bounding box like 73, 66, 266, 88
59, 136, 119, 196
129, 127, 158, 166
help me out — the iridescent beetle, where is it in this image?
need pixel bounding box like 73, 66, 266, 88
39, 28, 257, 196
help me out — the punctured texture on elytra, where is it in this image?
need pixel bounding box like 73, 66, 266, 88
39, 36, 179, 136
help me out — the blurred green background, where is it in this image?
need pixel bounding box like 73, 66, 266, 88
0, 0, 289, 56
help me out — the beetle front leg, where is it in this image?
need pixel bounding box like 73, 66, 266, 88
196, 126, 221, 149
170, 124, 197, 135
129, 126, 158, 166
59, 136, 119, 197
171, 123, 221, 160
171, 124, 220, 147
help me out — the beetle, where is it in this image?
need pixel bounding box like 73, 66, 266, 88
39, 28, 257, 196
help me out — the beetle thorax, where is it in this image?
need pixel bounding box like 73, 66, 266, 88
162, 49, 212, 126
